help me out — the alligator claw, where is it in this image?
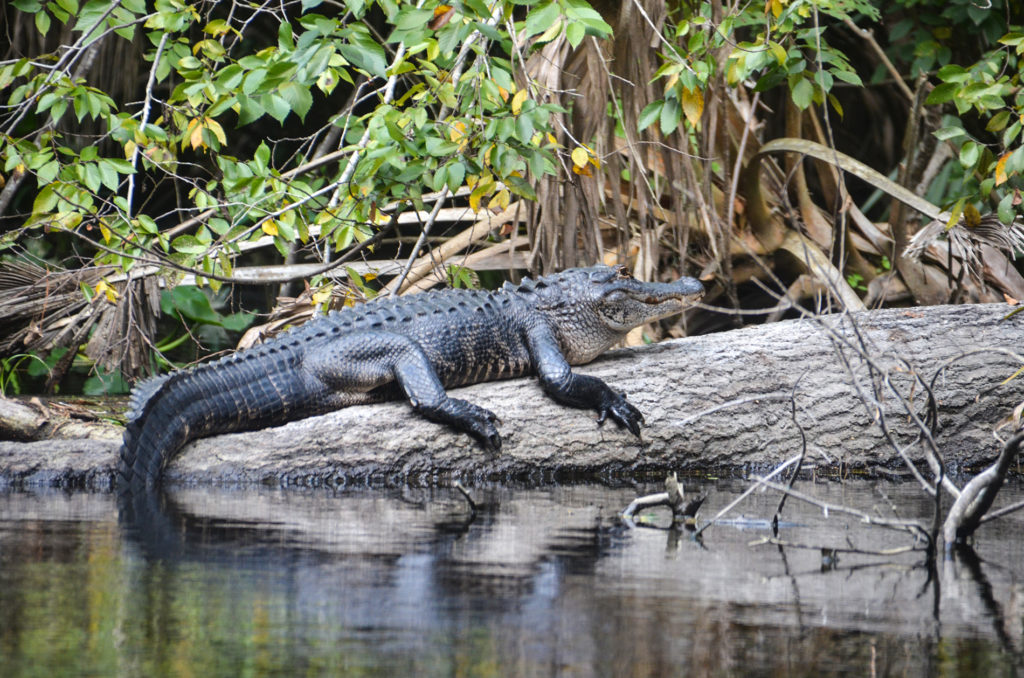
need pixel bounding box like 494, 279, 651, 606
597, 392, 644, 438
464, 402, 501, 452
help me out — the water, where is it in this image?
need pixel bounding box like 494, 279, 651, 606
1, 479, 1023, 677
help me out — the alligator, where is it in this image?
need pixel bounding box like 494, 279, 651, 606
117, 265, 704, 487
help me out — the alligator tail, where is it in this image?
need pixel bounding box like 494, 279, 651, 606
117, 350, 306, 488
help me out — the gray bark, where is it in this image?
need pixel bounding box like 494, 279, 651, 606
1, 303, 1022, 488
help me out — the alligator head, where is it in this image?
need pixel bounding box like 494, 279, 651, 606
506, 265, 704, 364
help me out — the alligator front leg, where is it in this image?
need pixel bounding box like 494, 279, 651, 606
525, 324, 644, 436
304, 333, 501, 451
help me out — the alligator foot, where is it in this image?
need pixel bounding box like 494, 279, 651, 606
596, 391, 644, 438
414, 397, 501, 452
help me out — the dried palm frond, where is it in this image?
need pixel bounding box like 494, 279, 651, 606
0, 259, 161, 385
905, 213, 1024, 285
0, 260, 103, 355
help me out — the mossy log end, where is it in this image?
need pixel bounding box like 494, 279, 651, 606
1, 304, 1022, 488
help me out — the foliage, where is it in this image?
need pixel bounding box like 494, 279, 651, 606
2, 0, 1024, 395
0, 0, 575, 288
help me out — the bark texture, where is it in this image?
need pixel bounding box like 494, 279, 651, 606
1, 303, 1022, 488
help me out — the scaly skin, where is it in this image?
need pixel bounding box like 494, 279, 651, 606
117, 265, 704, 488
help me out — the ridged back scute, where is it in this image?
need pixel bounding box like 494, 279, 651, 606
500, 266, 614, 312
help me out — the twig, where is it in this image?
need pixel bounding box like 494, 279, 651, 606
773, 372, 809, 535
126, 31, 169, 218
978, 497, 1024, 524
842, 16, 914, 103
453, 480, 477, 516
756, 477, 931, 542
694, 453, 803, 537
750, 536, 923, 557
386, 5, 504, 293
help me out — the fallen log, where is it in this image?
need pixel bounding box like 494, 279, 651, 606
1, 303, 1022, 488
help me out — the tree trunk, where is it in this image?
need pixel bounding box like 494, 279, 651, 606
1, 304, 1022, 488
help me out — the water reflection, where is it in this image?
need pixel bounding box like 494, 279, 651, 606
1, 480, 1023, 677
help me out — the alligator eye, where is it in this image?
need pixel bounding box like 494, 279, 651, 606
614, 265, 632, 279
604, 290, 626, 302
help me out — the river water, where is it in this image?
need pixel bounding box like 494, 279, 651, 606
1, 478, 1022, 677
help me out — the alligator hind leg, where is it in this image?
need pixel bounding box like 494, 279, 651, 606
304, 332, 501, 451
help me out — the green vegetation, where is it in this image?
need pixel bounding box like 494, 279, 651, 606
1, 0, 1022, 395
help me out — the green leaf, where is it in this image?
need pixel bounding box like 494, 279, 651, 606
35, 10, 51, 35
986, 110, 1010, 132
638, 101, 663, 132
261, 93, 291, 123
98, 160, 119, 190
171, 235, 212, 255
33, 184, 58, 213
936, 64, 968, 83
446, 161, 465, 191
221, 311, 255, 332
524, 2, 560, 38
243, 68, 267, 95
831, 68, 862, 86
933, 126, 966, 141
959, 140, 980, 168
340, 31, 386, 78
997, 193, 1015, 225
278, 82, 313, 121
660, 96, 680, 135
162, 286, 221, 324
925, 83, 958, 105
82, 163, 102, 192
791, 77, 813, 109
278, 20, 294, 50
253, 142, 270, 173
83, 370, 129, 396
432, 164, 448, 192
215, 64, 244, 90
102, 158, 135, 174
566, 21, 585, 48
395, 7, 433, 30
36, 160, 60, 184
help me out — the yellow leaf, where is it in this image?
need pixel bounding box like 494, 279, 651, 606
469, 185, 485, 212
546, 133, 558, 146
205, 117, 227, 146
488, 188, 510, 211
538, 16, 562, 43
496, 85, 509, 102
311, 284, 333, 306
449, 120, 466, 142
124, 140, 137, 160
95, 280, 118, 303
469, 178, 493, 212
963, 202, 981, 228
511, 89, 528, 115
996, 152, 1010, 185
771, 0, 784, 18
262, 220, 279, 236
571, 146, 589, 168
681, 86, 704, 127
99, 220, 111, 244
188, 119, 205, 150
